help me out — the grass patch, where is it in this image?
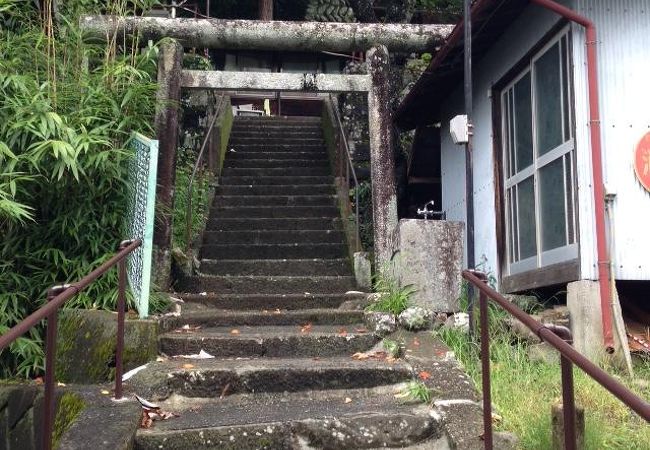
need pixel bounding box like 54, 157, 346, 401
438, 321, 650, 449
366, 261, 415, 315
398, 380, 433, 404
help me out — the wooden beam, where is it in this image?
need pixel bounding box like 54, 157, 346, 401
80, 15, 453, 53
181, 70, 371, 92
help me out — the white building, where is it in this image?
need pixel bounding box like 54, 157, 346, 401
396, 0, 650, 349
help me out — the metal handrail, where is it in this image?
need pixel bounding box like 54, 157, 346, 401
0, 239, 142, 450
328, 93, 361, 252
462, 270, 650, 450
185, 94, 226, 255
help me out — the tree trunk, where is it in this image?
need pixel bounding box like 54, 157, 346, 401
79, 16, 452, 53
258, 0, 273, 20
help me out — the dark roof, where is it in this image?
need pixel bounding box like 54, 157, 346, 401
394, 0, 530, 131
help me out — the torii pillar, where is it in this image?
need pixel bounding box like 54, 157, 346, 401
367, 45, 398, 269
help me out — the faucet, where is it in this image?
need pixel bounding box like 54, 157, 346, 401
416, 201, 446, 220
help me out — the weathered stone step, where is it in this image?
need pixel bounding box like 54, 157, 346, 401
128, 357, 410, 400
234, 116, 321, 124
230, 130, 323, 138
209, 205, 339, 219
224, 158, 330, 168
200, 243, 346, 260
206, 217, 342, 231
134, 388, 439, 450
216, 184, 334, 196
159, 324, 377, 358
202, 229, 345, 245
177, 274, 356, 294
213, 195, 337, 208
179, 292, 366, 310
162, 308, 363, 330
226, 151, 329, 161
228, 144, 325, 152
221, 167, 330, 177
230, 137, 324, 146
220, 175, 333, 185
199, 258, 351, 276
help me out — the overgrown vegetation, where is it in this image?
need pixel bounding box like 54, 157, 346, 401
438, 299, 650, 449
0, 0, 161, 378
366, 261, 415, 315
398, 380, 433, 404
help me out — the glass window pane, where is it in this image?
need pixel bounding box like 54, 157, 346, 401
534, 42, 563, 155
539, 158, 567, 251
514, 73, 533, 172
517, 177, 537, 259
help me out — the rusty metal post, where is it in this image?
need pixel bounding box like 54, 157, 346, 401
547, 325, 577, 450
43, 285, 66, 450
479, 289, 493, 450
367, 45, 398, 269
114, 241, 130, 400
153, 39, 183, 290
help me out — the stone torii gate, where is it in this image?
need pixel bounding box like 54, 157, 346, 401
81, 16, 452, 287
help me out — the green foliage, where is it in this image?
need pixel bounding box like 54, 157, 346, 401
350, 180, 373, 250
0, 1, 159, 378
400, 380, 432, 404
306, 0, 356, 22
382, 338, 401, 358
366, 262, 415, 315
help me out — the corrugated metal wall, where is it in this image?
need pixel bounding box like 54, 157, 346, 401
572, 0, 650, 280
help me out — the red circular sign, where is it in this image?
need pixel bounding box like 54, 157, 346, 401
634, 132, 650, 192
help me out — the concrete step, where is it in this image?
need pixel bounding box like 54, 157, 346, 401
202, 230, 345, 245
159, 324, 377, 358
216, 184, 334, 196
213, 195, 337, 208
226, 151, 329, 161
227, 144, 326, 152
206, 217, 342, 231
209, 205, 339, 219
176, 274, 356, 294
230, 130, 323, 138
221, 167, 330, 177
179, 292, 367, 310
134, 388, 440, 450
234, 116, 321, 124
200, 243, 347, 260
162, 308, 363, 329
127, 357, 409, 400
230, 136, 324, 146
199, 258, 351, 276
220, 175, 333, 185
224, 158, 330, 168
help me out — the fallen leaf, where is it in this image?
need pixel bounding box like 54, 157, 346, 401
100, 389, 110, 395
412, 338, 421, 347
230, 329, 240, 335
344, 397, 352, 404
273, 309, 282, 315
182, 363, 195, 369
140, 410, 153, 429
338, 328, 348, 337
173, 350, 215, 359
418, 371, 432, 381
34, 377, 43, 385
220, 383, 231, 399
354, 327, 368, 333
156, 356, 167, 362
300, 323, 313, 333
352, 352, 370, 360
174, 324, 201, 333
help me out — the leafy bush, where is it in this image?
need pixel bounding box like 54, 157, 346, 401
0, 0, 160, 378
366, 261, 415, 315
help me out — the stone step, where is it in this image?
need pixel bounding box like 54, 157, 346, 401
206, 217, 342, 231
220, 175, 333, 185
179, 292, 366, 310
202, 230, 345, 245
234, 116, 321, 124
216, 184, 334, 196
226, 151, 329, 161
134, 388, 440, 450
127, 357, 409, 400
162, 308, 363, 329
221, 167, 330, 177
159, 324, 377, 358
199, 258, 351, 276
200, 243, 347, 260
213, 195, 337, 208
230, 136, 324, 146
227, 144, 325, 152
223, 158, 330, 168
230, 130, 323, 138
177, 274, 356, 294
209, 205, 339, 219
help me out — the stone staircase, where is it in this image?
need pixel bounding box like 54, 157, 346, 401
128, 116, 447, 449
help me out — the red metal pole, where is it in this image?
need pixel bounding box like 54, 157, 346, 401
479, 289, 493, 449
114, 243, 129, 400
531, 0, 614, 353
42, 285, 66, 450
548, 325, 577, 450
